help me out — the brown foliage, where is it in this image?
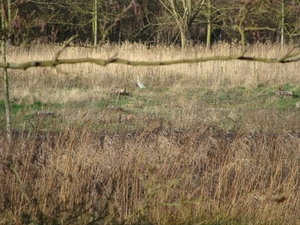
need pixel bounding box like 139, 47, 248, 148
1, 122, 300, 224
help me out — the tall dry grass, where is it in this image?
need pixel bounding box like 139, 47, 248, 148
1, 42, 300, 224
6, 42, 300, 104
1, 121, 300, 224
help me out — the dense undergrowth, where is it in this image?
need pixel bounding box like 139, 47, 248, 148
1, 119, 300, 224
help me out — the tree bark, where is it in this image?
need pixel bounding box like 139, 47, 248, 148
92, 0, 98, 46
179, 24, 191, 49
2, 0, 12, 139
280, 1, 284, 46
206, 0, 212, 48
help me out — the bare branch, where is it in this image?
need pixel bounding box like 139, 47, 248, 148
1, 51, 300, 71
52, 34, 78, 63
234, 25, 247, 56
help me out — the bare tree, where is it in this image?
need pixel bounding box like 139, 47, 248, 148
158, 0, 204, 49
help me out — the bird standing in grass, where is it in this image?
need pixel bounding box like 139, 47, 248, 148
137, 76, 146, 89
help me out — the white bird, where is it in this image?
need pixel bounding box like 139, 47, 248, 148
137, 76, 146, 89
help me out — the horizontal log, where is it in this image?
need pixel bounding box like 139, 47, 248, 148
111, 88, 128, 95
106, 105, 122, 111
36, 111, 55, 116
275, 91, 294, 96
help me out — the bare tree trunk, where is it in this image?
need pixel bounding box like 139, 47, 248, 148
206, 0, 212, 48
280, 1, 284, 46
3, 64, 11, 139
92, 0, 98, 46
2, 0, 12, 139
179, 25, 190, 50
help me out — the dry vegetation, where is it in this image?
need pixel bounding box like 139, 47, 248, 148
1, 42, 300, 224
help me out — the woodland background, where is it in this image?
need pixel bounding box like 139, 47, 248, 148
3, 0, 300, 47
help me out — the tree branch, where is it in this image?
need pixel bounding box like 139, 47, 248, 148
53, 34, 78, 63
1, 52, 299, 71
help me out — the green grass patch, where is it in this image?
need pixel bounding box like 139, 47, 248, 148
1, 83, 300, 132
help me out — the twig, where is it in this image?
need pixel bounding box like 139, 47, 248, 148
52, 34, 78, 64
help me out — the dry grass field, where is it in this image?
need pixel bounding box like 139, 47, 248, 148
1, 42, 300, 224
